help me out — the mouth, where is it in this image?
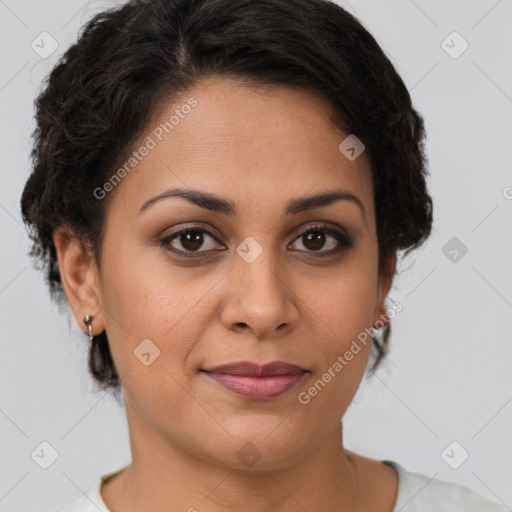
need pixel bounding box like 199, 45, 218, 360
200, 361, 309, 400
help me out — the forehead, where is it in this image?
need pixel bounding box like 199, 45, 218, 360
107, 76, 374, 223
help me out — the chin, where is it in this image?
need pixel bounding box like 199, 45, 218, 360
200, 424, 313, 472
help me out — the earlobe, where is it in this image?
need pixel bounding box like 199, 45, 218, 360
53, 227, 105, 336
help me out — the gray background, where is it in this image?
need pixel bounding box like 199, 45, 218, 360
1, 0, 511, 510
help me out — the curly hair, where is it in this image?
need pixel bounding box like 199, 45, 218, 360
20, 0, 433, 393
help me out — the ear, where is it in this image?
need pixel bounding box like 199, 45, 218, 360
374, 249, 397, 325
53, 226, 105, 337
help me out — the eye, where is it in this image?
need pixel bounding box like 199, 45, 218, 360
159, 223, 353, 258
159, 227, 225, 257
289, 224, 353, 256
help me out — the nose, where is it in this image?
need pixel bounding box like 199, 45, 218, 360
220, 248, 299, 340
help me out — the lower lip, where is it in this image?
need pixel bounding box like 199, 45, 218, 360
201, 371, 307, 400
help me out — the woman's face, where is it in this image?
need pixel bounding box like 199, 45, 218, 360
60, 76, 395, 470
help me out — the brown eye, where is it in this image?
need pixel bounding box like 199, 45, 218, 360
160, 228, 224, 256
159, 223, 353, 259
302, 232, 328, 251
289, 225, 354, 255
178, 230, 205, 251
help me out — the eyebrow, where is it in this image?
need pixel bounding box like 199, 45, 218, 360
138, 187, 365, 218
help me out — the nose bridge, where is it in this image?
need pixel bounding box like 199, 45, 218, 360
237, 237, 286, 300
222, 237, 298, 337
241, 226, 291, 282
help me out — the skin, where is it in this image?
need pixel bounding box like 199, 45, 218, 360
54, 76, 399, 511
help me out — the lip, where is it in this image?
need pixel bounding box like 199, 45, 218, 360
200, 361, 308, 400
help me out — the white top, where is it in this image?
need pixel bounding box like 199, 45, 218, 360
50, 460, 510, 511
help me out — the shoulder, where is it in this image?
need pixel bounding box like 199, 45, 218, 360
47, 478, 107, 512
48, 466, 127, 512
389, 461, 510, 512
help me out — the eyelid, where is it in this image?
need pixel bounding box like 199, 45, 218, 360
293, 222, 347, 239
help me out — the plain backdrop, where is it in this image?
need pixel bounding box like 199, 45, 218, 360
1, 0, 511, 510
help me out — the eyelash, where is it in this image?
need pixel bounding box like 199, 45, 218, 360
158, 223, 354, 259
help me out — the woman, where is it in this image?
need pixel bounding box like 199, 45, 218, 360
20, 0, 508, 510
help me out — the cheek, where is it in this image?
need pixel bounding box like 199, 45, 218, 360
299, 310, 373, 424
100, 233, 206, 336
305, 268, 378, 389
316, 266, 379, 339
97, 238, 195, 382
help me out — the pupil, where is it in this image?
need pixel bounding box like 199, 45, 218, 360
304, 232, 325, 250
178, 231, 327, 252
182, 231, 203, 251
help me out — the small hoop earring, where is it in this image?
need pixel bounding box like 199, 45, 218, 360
83, 314, 93, 343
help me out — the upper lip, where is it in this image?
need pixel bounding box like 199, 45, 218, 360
201, 361, 307, 376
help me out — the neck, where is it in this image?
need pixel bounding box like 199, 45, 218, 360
103, 401, 367, 512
